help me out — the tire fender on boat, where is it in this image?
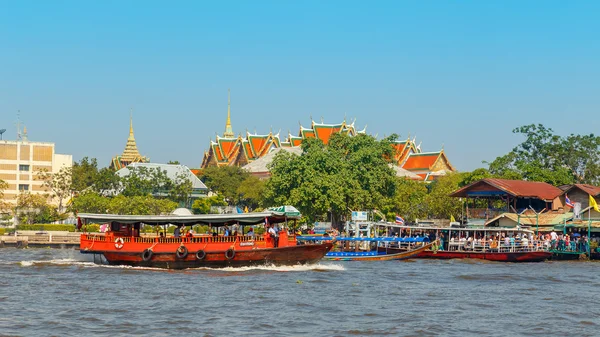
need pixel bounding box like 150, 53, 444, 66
176, 245, 188, 259
114, 237, 125, 250
195, 250, 206, 260
142, 248, 153, 261
225, 248, 235, 260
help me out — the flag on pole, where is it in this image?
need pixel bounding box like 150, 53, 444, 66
395, 215, 405, 225
589, 195, 600, 212
565, 194, 574, 208
450, 215, 456, 222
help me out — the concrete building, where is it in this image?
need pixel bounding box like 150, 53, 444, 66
0, 128, 72, 206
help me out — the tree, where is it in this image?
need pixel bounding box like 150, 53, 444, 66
237, 175, 265, 210
69, 192, 177, 215
191, 195, 227, 214
37, 167, 72, 214
68, 191, 110, 214
380, 177, 428, 222
424, 173, 464, 219
16, 192, 58, 224
0, 179, 10, 216
264, 134, 397, 226
201, 166, 249, 206
120, 166, 172, 197
71, 157, 99, 192
169, 171, 193, 207
167, 160, 181, 165
92, 167, 122, 195
486, 124, 600, 185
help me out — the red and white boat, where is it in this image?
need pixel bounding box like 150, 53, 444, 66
78, 212, 332, 269
378, 225, 551, 262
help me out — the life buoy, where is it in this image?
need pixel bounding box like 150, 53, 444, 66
176, 246, 188, 259
195, 250, 206, 260
114, 237, 125, 249
225, 248, 235, 260
142, 248, 153, 261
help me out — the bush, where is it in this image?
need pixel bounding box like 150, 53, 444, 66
17, 224, 77, 232
0, 228, 5, 235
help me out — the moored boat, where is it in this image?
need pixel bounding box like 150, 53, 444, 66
78, 211, 332, 269
298, 236, 434, 261
379, 225, 552, 262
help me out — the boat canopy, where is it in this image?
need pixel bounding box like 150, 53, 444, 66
77, 211, 300, 227
297, 236, 430, 243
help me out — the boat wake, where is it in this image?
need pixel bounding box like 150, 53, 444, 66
209, 263, 345, 272
18, 259, 345, 272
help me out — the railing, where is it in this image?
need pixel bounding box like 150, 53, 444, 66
446, 240, 548, 253
83, 234, 270, 245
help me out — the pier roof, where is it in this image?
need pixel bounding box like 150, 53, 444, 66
450, 178, 563, 201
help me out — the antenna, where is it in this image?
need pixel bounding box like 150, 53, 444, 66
0, 129, 5, 140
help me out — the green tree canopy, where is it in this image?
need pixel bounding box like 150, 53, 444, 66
200, 166, 250, 205
264, 134, 397, 226
487, 124, 600, 185
71, 157, 99, 192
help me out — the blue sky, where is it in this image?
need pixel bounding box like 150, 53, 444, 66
1, 1, 599, 170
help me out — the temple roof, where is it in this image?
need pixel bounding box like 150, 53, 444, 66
402, 151, 442, 171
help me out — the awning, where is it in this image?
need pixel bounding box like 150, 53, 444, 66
77, 211, 296, 227
268, 205, 301, 217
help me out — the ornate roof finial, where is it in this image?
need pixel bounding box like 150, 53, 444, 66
129, 109, 134, 137
224, 89, 234, 138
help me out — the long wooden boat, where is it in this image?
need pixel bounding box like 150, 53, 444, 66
378, 225, 552, 262
298, 236, 434, 261
78, 212, 332, 269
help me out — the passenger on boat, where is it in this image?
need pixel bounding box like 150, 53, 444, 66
186, 229, 194, 239
247, 227, 254, 238
268, 225, 278, 247
174, 226, 182, 238
224, 226, 230, 237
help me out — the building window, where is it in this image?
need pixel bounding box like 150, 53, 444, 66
18, 184, 29, 191
19, 164, 30, 171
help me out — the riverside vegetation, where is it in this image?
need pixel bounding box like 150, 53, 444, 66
2, 124, 600, 229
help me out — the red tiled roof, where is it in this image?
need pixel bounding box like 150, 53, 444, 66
451, 178, 563, 201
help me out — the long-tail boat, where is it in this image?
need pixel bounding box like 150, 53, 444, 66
78, 211, 332, 269
378, 225, 552, 262
297, 236, 434, 261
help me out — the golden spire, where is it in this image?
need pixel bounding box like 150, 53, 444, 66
224, 89, 234, 138
121, 113, 143, 162
129, 112, 134, 138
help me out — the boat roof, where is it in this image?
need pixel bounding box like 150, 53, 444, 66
77, 211, 299, 226
396, 225, 535, 233
297, 236, 430, 243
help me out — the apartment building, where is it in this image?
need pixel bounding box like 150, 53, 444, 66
0, 137, 72, 206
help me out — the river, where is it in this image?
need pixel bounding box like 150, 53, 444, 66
0, 248, 598, 337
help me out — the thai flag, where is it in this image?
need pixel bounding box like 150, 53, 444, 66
565, 194, 574, 208
395, 215, 405, 225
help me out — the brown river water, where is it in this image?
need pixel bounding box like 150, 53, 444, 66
0, 248, 598, 337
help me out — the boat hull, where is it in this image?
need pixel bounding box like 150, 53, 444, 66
378, 247, 551, 262
550, 251, 587, 261
96, 244, 333, 269
325, 242, 433, 261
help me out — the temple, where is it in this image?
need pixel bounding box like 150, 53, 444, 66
200, 96, 454, 181
392, 138, 455, 181
110, 115, 149, 170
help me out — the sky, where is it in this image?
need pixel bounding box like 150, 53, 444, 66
1, 1, 599, 171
